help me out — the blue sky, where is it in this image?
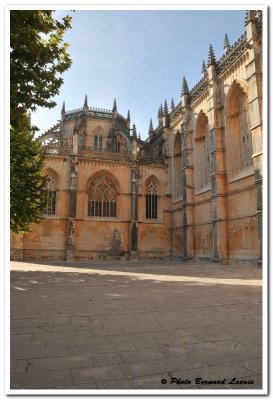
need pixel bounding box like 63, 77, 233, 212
32, 9, 246, 139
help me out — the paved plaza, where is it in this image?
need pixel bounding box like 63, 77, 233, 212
10, 260, 263, 391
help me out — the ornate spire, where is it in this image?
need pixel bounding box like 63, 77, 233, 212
207, 44, 216, 67
61, 101, 65, 121
202, 59, 208, 77
224, 33, 230, 53
132, 123, 137, 138
138, 132, 141, 140
127, 110, 130, 122
112, 98, 117, 112
148, 118, 154, 135
158, 103, 163, 119
164, 99, 169, 116
181, 76, 189, 96
83, 94, 88, 114
171, 98, 175, 110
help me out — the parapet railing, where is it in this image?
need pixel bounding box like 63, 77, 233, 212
43, 142, 132, 160
65, 106, 112, 116
217, 33, 248, 76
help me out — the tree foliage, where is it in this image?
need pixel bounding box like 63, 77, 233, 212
10, 10, 72, 125
10, 11, 72, 233
10, 115, 48, 233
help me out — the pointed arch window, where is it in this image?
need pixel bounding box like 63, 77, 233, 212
194, 111, 210, 191
146, 178, 158, 219
225, 81, 253, 179
44, 174, 57, 214
94, 133, 103, 150
88, 175, 117, 217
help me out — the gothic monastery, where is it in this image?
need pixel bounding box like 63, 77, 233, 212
11, 11, 263, 265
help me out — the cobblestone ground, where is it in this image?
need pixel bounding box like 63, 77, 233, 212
10, 260, 263, 392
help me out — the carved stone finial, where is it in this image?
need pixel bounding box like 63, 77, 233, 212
84, 94, 88, 108
158, 103, 163, 119
132, 123, 137, 138
148, 118, 154, 135
171, 98, 175, 110
202, 60, 208, 78
112, 98, 117, 112
224, 33, 231, 53
207, 44, 216, 67
181, 76, 189, 96
61, 101, 65, 114
164, 99, 169, 116
127, 110, 130, 122
160, 103, 163, 116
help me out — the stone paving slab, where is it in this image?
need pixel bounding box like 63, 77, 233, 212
11, 369, 72, 389
11, 342, 70, 360
71, 364, 125, 384
26, 355, 94, 373
10, 260, 263, 392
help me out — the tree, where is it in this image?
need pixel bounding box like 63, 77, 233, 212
10, 10, 72, 125
10, 11, 72, 233
10, 115, 48, 233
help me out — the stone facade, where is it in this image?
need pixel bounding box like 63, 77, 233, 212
10, 11, 263, 265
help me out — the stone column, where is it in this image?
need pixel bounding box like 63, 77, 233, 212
131, 165, 138, 251
130, 138, 138, 258
207, 49, 228, 263
180, 80, 195, 260
181, 122, 195, 260
66, 126, 79, 261
66, 162, 78, 261
245, 12, 263, 265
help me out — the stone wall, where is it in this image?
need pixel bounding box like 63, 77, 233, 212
10, 13, 262, 265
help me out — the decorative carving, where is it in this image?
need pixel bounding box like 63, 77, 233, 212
146, 179, 158, 195
146, 178, 158, 219
68, 221, 75, 247
254, 10, 262, 37
46, 174, 57, 191
190, 77, 209, 103
217, 33, 247, 76
44, 174, 57, 215
88, 175, 117, 217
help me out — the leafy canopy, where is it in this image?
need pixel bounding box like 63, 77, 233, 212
10, 11, 72, 233
10, 10, 72, 125
10, 114, 48, 233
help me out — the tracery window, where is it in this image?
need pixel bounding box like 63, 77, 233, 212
194, 111, 210, 191
146, 178, 158, 219
94, 134, 103, 150
225, 81, 253, 179
44, 174, 57, 215
88, 175, 117, 217
174, 133, 182, 198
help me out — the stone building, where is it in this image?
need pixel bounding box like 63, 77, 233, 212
11, 11, 263, 265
